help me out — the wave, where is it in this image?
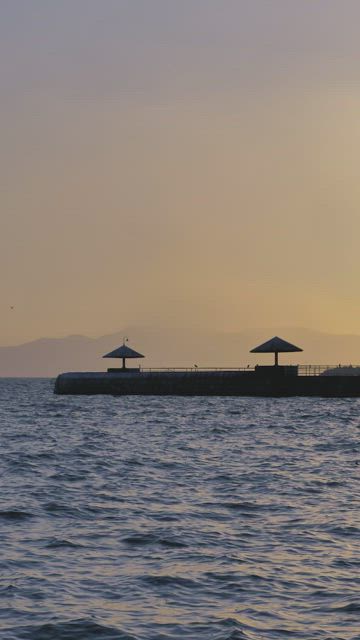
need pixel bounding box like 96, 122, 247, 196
0, 509, 33, 522
122, 533, 187, 548
10, 619, 138, 640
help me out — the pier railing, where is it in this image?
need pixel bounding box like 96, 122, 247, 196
298, 365, 360, 376
140, 365, 360, 376
141, 367, 254, 373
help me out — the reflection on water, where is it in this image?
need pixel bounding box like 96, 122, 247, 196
0, 379, 359, 639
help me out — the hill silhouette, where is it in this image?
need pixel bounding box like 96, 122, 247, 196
2, 327, 360, 377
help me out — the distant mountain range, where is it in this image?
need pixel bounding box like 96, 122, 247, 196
2, 326, 360, 377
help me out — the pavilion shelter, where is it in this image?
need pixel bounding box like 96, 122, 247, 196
103, 343, 144, 370
250, 336, 302, 366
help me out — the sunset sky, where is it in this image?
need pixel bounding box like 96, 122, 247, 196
1, 1, 360, 346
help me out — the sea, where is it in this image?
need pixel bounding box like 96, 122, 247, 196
0, 378, 359, 640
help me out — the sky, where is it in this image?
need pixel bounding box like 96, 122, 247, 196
1, 0, 360, 346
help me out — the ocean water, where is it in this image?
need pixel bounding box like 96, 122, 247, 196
0, 379, 359, 640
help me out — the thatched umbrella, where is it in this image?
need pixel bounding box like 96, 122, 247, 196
250, 336, 302, 366
103, 341, 144, 370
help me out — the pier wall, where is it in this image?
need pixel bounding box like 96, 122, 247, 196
54, 370, 360, 397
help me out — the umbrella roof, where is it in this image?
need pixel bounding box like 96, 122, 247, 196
103, 345, 145, 359
250, 336, 303, 354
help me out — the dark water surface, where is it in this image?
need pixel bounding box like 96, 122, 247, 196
0, 379, 359, 639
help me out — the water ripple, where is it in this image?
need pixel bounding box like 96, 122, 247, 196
0, 380, 359, 639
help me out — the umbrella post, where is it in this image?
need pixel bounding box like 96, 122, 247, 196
122, 357, 126, 370
275, 352, 278, 367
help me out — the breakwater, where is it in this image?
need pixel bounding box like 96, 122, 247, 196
54, 368, 360, 396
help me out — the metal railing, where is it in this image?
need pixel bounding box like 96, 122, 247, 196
298, 364, 360, 376
141, 366, 255, 373
140, 365, 360, 376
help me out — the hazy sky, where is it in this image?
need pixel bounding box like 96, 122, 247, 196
1, 1, 360, 345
